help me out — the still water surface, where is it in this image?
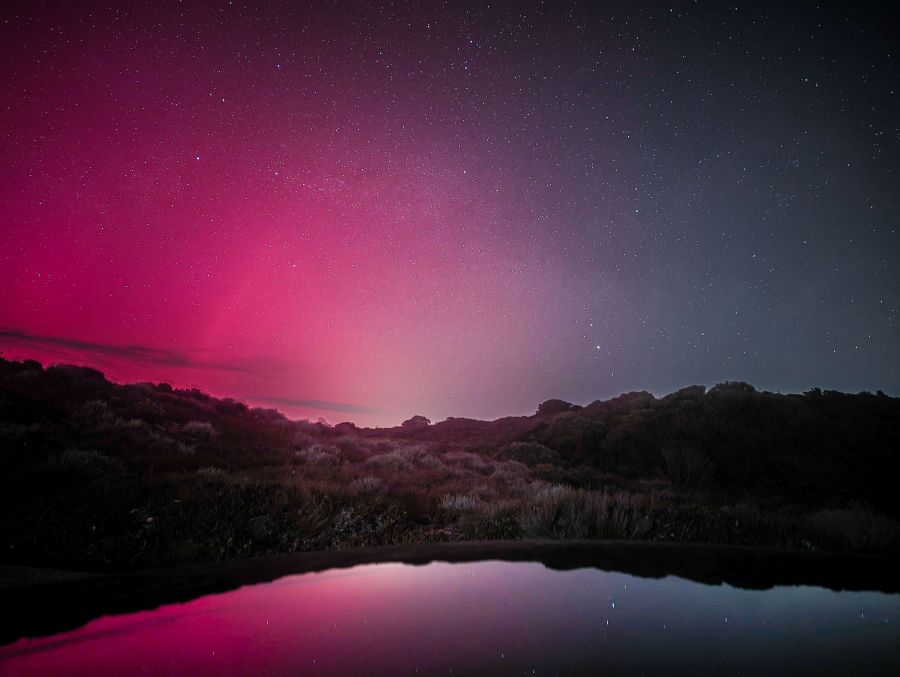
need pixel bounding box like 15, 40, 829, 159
1, 560, 898, 675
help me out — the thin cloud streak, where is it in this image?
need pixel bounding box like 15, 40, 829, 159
0, 328, 260, 374
0, 327, 376, 416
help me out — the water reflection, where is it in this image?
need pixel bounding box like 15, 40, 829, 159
1, 560, 898, 675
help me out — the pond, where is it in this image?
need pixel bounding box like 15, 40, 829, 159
1, 558, 898, 675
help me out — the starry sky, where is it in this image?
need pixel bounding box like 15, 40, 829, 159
1, 1, 897, 426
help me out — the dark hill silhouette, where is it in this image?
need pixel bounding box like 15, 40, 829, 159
0, 356, 898, 572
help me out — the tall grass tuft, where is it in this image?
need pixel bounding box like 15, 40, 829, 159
517, 484, 651, 540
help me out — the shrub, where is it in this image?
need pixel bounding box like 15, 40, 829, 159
518, 484, 585, 538
591, 492, 652, 540
455, 499, 521, 540
59, 448, 125, 474
131, 397, 165, 418
661, 447, 715, 490
517, 485, 651, 540
216, 398, 248, 416
401, 415, 431, 429
295, 444, 341, 465
536, 399, 580, 416
496, 442, 560, 466
471, 484, 496, 501
182, 420, 218, 439
350, 476, 384, 494
440, 494, 482, 512
48, 364, 107, 383
367, 445, 442, 471
443, 451, 494, 474
491, 460, 529, 485
807, 507, 900, 552
710, 381, 756, 394
73, 400, 118, 430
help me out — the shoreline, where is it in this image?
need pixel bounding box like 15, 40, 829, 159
2, 539, 899, 645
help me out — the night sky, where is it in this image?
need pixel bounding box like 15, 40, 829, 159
1, 1, 897, 426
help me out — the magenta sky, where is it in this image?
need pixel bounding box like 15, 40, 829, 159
2, 2, 898, 425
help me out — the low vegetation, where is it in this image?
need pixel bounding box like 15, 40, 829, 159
1, 357, 898, 572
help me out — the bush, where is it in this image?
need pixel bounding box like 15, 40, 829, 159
440, 494, 482, 512
295, 444, 341, 465
661, 447, 715, 491
443, 451, 494, 474
367, 445, 442, 471
182, 420, 218, 439
401, 415, 431, 429
73, 400, 118, 430
536, 399, 581, 416
350, 476, 384, 495
517, 485, 651, 540
491, 460, 529, 486
59, 448, 125, 474
196, 466, 226, 480
496, 442, 560, 466
807, 507, 900, 552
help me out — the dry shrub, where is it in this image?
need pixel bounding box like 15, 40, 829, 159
196, 466, 226, 480
496, 441, 560, 465
517, 484, 651, 540
59, 448, 125, 474
367, 444, 443, 471
291, 430, 317, 450
182, 420, 217, 439
440, 493, 482, 512
443, 451, 495, 474
471, 484, 496, 501
661, 447, 715, 490
350, 476, 384, 495
295, 443, 341, 466
807, 506, 900, 552
73, 400, 118, 430
518, 484, 583, 538
592, 492, 653, 540
332, 437, 377, 462
288, 498, 331, 542
491, 460, 529, 486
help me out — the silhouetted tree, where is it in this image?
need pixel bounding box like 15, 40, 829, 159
401, 415, 431, 429
710, 381, 756, 393
536, 399, 581, 416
